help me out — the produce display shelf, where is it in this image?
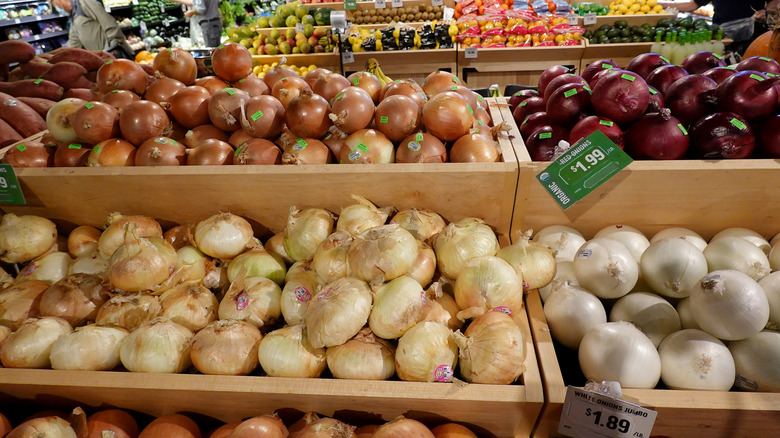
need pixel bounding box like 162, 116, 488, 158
579, 38, 654, 71
324, 0, 456, 12
343, 47, 458, 84
579, 13, 677, 30
251, 52, 341, 71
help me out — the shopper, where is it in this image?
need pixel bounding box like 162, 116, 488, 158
53, 0, 133, 54
175, 0, 222, 47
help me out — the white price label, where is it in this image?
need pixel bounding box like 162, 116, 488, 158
331, 11, 347, 31
442, 6, 454, 22
341, 51, 355, 64
163, 19, 170, 27
140, 21, 147, 33
182, 5, 187, 12
566, 13, 578, 26
160, 5, 165, 13
132, 0, 139, 5
558, 387, 657, 438
432, 0, 443, 6
584, 13, 597, 26
295, 23, 305, 33
13, 18, 20, 24
33, 34, 40, 40
392, 0, 403, 8
375, 0, 386, 8
36, 16, 42, 20
104, 4, 111, 12
464, 47, 478, 58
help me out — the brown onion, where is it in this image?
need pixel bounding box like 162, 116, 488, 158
228, 129, 253, 148
234, 138, 282, 164
7, 416, 77, 438
422, 91, 474, 142
447, 85, 479, 110
373, 417, 433, 438
189, 319, 262, 375
86, 409, 140, 438
293, 417, 356, 437
54, 142, 91, 167
347, 71, 382, 103
211, 42, 253, 83
96, 59, 147, 95
281, 138, 331, 164
329, 87, 375, 134
322, 127, 349, 158
164, 224, 194, 250
72, 101, 120, 145
184, 124, 229, 148
101, 89, 140, 111
229, 415, 287, 438
313, 72, 350, 103
285, 89, 332, 139
303, 67, 332, 88
422, 70, 462, 97
264, 62, 299, 90
241, 95, 285, 138
139, 414, 201, 438
272, 75, 310, 108
135, 136, 186, 166
208, 87, 250, 132
120, 100, 171, 146
187, 138, 234, 165
396, 132, 447, 163
338, 128, 394, 164
3, 141, 52, 167
383, 79, 427, 108
450, 132, 501, 163
68, 225, 101, 257
232, 73, 270, 97
430, 423, 477, 438
88, 138, 136, 166
38, 273, 109, 326
46, 98, 86, 143
473, 105, 492, 127
144, 76, 186, 105
207, 422, 240, 438
153, 47, 197, 85
195, 76, 229, 95
0, 280, 50, 330
375, 95, 421, 142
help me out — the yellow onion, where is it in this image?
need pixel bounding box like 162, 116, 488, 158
230, 414, 288, 438
281, 261, 326, 325
190, 319, 263, 375
407, 240, 436, 288
265, 232, 295, 265
193, 212, 256, 259
6, 416, 77, 438
395, 321, 458, 382
98, 213, 163, 258
218, 273, 281, 330
0, 266, 12, 289
17, 251, 72, 285
454, 256, 524, 321
68, 250, 110, 277
283, 207, 336, 261
0, 325, 10, 347
453, 310, 526, 384
372, 417, 434, 438
347, 224, 418, 283
257, 324, 327, 377
305, 277, 373, 348
227, 247, 287, 285
119, 317, 193, 373
174, 245, 212, 284
423, 283, 463, 331
203, 260, 229, 292
38, 273, 110, 327
336, 194, 394, 236
292, 416, 356, 438
95, 292, 162, 331
0, 280, 50, 330
0, 213, 58, 264
49, 324, 128, 370
0, 316, 73, 368
431, 423, 477, 438
433, 218, 499, 280
108, 225, 177, 292
67, 225, 101, 258
312, 231, 353, 283
369, 276, 426, 339
163, 223, 195, 250
326, 327, 395, 380
497, 232, 557, 290
390, 209, 447, 242
160, 282, 218, 331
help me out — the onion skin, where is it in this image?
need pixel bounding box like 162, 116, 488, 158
450, 132, 501, 163
233, 138, 282, 165
88, 138, 136, 167
102, 89, 141, 111
241, 95, 285, 139
135, 137, 187, 166
68, 225, 101, 257
303, 67, 332, 89
422, 70, 462, 97
272, 75, 311, 108
508, 89, 540, 113
3, 141, 52, 167
714, 71, 779, 120
187, 138, 234, 165
86, 409, 140, 438
647, 65, 689, 97
120, 100, 171, 146
664, 75, 718, 126
139, 414, 201, 438
153, 47, 197, 85
582, 59, 619, 83
625, 109, 689, 160
184, 124, 229, 148
569, 116, 624, 149
682, 51, 728, 75
626, 53, 671, 80
538, 65, 577, 97
542, 74, 588, 103
144, 76, 186, 105
195, 76, 229, 95
285, 89, 332, 139
7, 416, 77, 438
229, 415, 287, 438
372, 417, 434, 438
329, 87, 375, 134
545, 82, 593, 127
422, 91, 474, 142
72, 101, 120, 145
374, 95, 421, 142
383, 80, 428, 109
46, 98, 86, 143
431, 423, 477, 438
0, 279, 50, 330
689, 112, 755, 159
208, 87, 250, 132
396, 132, 447, 163
512, 96, 545, 128
206, 422, 240, 438
165, 86, 212, 129
702, 66, 739, 85
211, 42, 253, 83
338, 129, 395, 164
347, 71, 383, 103
591, 70, 650, 124
312, 72, 351, 104
264, 63, 299, 90
54, 142, 91, 167
232, 73, 270, 97
281, 138, 331, 165
96, 59, 147, 95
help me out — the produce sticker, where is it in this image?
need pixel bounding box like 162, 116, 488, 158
536, 130, 632, 210
0, 164, 25, 205
558, 386, 657, 438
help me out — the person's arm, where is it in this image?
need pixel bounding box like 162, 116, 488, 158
657, 0, 705, 12
82, 0, 126, 46
66, 25, 83, 49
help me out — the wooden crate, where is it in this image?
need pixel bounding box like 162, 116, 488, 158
457, 45, 585, 88
343, 48, 458, 84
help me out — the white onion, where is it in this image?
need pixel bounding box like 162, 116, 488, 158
543, 282, 607, 349
703, 237, 770, 281
281, 261, 325, 325
453, 256, 523, 320
676, 297, 701, 330
0, 213, 58, 264
395, 321, 458, 382
594, 224, 650, 261
174, 245, 210, 283
257, 324, 326, 377
710, 227, 770, 255
539, 261, 577, 303
193, 212, 256, 259
0, 280, 51, 330
0, 317, 72, 368
650, 227, 707, 251
160, 282, 218, 331
390, 208, 447, 242
729, 330, 780, 392
69, 250, 110, 277
609, 292, 681, 347
369, 275, 426, 339
453, 311, 525, 384
659, 329, 735, 390
433, 218, 499, 280
769, 243, 780, 272
640, 238, 708, 298
305, 277, 373, 348
50, 324, 128, 370
119, 318, 193, 373
95, 292, 162, 331
578, 321, 661, 389
336, 194, 394, 236
534, 225, 586, 261
283, 207, 336, 262
496, 233, 556, 289
311, 231, 352, 283
772, 231, 780, 248
690, 270, 769, 341
573, 238, 638, 299
326, 327, 396, 380
190, 319, 263, 376
265, 232, 295, 265
406, 240, 436, 288
227, 247, 287, 285
347, 224, 418, 283
758, 272, 780, 330
218, 275, 281, 330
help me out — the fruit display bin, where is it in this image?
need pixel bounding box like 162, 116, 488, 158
251, 52, 342, 74
343, 47, 459, 86
578, 13, 677, 30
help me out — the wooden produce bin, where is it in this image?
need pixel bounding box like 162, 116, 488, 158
458, 45, 585, 88
579, 13, 677, 30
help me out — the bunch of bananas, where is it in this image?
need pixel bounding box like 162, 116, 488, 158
365, 58, 393, 87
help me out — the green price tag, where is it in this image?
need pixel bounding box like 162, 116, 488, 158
93, 145, 101, 153
294, 139, 307, 150
357, 142, 369, 153
648, 87, 658, 95
519, 101, 528, 107
600, 63, 613, 69
539, 132, 552, 139
344, 0, 357, 10
34, 79, 42, 84
564, 89, 578, 98
234, 145, 246, 157
224, 88, 236, 95
467, 105, 473, 115
750, 73, 765, 82
599, 120, 614, 127
659, 56, 670, 63
536, 130, 633, 210
452, 77, 459, 83
415, 133, 423, 141
84, 102, 94, 109
0, 164, 26, 205
677, 123, 688, 135
380, 116, 389, 123
477, 95, 483, 101
16, 144, 26, 152
68, 144, 82, 149
620, 73, 636, 82
759, 57, 773, 62
251, 110, 264, 121
730, 118, 747, 130
353, 77, 360, 85
713, 53, 723, 60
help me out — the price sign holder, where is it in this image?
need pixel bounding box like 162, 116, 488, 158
375, 0, 387, 8
464, 47, 478, 58
392, 0, 403, 7
331, 11, 347, 31
0, 164, 26, 205
344, 0, 357, 10
583, 12, 597, 26
566, 13, 578, 26
432, 0, 443, 5
536, 130, 632, 210
559, 387, 657, 438
342, 51, 355, 64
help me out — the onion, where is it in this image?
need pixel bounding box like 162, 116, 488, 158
433, 218, 499, 280
609, 292, 681, 347
508, 89, 540, 114
347, 71, 382, 103
544, 281, 606, 349
257, 324, 326, 377
96, 292, 162, 331
305, 277, 373, 348
70, 101, 120, 145
108, 225, 177, 292
702, 66, 739, 84
650, 227, 707, 251
626, 108, 689, 159
395, 321, 457, 382
120, 318, 193, 373
98, 213, 162, 258
313, 72, 350, 103
232, 72, 270, 98
758, 272, 780, 329
658, 329, 735, 390
229, 415, 287, 438
593, 224, 649, 262
218, 274, 281, 330
165, 86, 211, 129
525, 125, 569, 161
49, 324, 128, 370
53, 142, 91, 167
582, 60, 620, 83
626, 53, 671, 79
703, 237, 769, 280
534, 225, 586, 262
497, 233, 556, 290
450, 131, 501, 163
322, 127, 349, 158
407, 240, 436, 288
539, 261, 578, 303
292, 416, 356, 438
46, 98, 86, 143
307, 232, 351, 284
139, 414, 201, 438
591, 70, 650, 124
382, 79, 426, 108
710, 227, 770, 254
283, 207, 335, 262
159, 282, 218, 331
281, 261, 326, 325
431, 423, 477, 438
96, 59, 147, 95
18, 251, 72, 284
683, 51, 727, 75
173, 244, 209, 284
144, 76, 186, 105
422, 91, 474, 142
736, 56, 780, 73
326, 327, 395, 380
303, 68, 332, 89
285, 89, 332, 139
208, 422, 240, 438
189, 319, 262, 375
0, 280, 48, 330
227, 247, 286, 285
234, 138, 282, 164
265, 232, 294, 266
677, 297, 700, 330
689, 112, 755, 159
240, 95, 285, 138
579, 321, 661, 389
120, 100, 171, 146
329, 87, 374, 134
87, 138, 136, 167
546, 82, 593, 127
211, 42, 252, 83
67, 225, 100, 258
646, 65, 689, 97
281, 138, 331, 165
272, 75, 310, 108
195, 76, 229, 95
0, 213, 57, 263
337, 194, 393, 236
573, 238, 638, 299
135, 136, 186, 166
193, 212, 255, 259
69, 250, 109, 277
3, 141, 52, 167
86, 409, 140, 438
423, 282, 463, 331
512, 96, 545, 128
542, 74, 588, 103
537, 65, 576, 96
38, 273, 108, 326
369, 275, 426, 339
338, 128, 395, 164
348, 224, 418, 283
390, 209, 446, 242
1, 316, 72, 368
690, 270, 769, 341
102, 89, 140, 111
451, 255, 522, 321
729, 330, 780, 391
153, 47, 197, 85
756, 114, 780, 157
184, 124, 229, 148
186, 138, 233, 165
715, 71, 778, 120
640, 237, 707, 298
6, 416, 77, 438
664, 75, 718, 128
208, 87, 249, 132
422, 70, 462, 97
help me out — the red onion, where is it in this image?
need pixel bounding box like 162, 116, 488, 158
736, 56, 780, 74
665, 75, 718, 126
508, 89, 539, 113
545, 82, 593, 127
689, 112, 755, 159
537, 65, 576, 97
714, 71, 779, 120
682, 51, 728, 75
755, 114, 780, 157
569, 116, 624, 148
591, 70, 650, 124
626, 53, 671, 79
647, 85, 665, 111
646, 65, 689, 96
582, 60, 619, 83
589, 68, 624, 89
702, 66, 739, 85
526, 125, 568, 161
512, 96, 545, 127
625, 108, 689, 160
519, 111, 554, 141
542, 74, 587, 102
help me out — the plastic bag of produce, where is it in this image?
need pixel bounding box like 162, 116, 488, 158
380, 28, 398, 50
419, 26, 437, 50
434, 23, 454, 48
399, 28, 416, 50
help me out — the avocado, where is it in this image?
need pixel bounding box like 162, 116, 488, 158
614, 20, 628, 29
607, 28, 620, 38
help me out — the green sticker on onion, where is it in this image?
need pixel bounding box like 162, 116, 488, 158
251, 110, 263, 121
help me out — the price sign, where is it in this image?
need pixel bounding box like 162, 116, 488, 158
375, 0, 386, 8
392, 0, 403, 7
464, 47, 478, 58
330, 11, 347, 31
140, 21, 147, 33
442, 6, 454, 22
432, 0, 443, 6
583, 12, 597, 25
344, 0, 357, 10
13, 18, 20, 24
182, 5, 187, 12
160, 5, 165, 13
566, 13, 578, 26
0, 164, 26, 205
558, 387, 657, 438
341, 51, 355, 64
536, 130, 632, 210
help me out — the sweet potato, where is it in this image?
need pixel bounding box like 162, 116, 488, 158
0, 40, 36, 66
93, 51, 116, 63
85, 70, 98, 82
16, 97, 56, 118
40, 61, 88, 89
19, 60, 53, 78
0, 92, 46, 138
49, 48, 105, 71
0, 117, 22, 148
0, 79, 64, 100
63, 88, 94, 100
69, 76, 95, 90
7, 67, 27, 82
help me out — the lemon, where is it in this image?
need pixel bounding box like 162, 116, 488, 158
641, 4, 651, 12
653, 4, 663, 11
617, 5, 629, 13
629, 4, 641, 11
647, 0, 657, 6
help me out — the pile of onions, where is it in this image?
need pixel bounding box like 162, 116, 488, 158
433, 218, 499, 280
119, 318, 193, 373
0, 317, 73, 368
257, 324, 326, 377
347, 224, 418, 283
395, 321, 457, 382
304, 277, 373, 348
326, 327, 396, 380
49, 324, 128, 371
189, 319, 262, 375
453, 311, 525, 384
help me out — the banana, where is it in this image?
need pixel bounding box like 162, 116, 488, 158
365, 58, 393, 86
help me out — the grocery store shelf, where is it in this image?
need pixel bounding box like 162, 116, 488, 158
16, 29, 69, 43
0, 13, 67, 27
